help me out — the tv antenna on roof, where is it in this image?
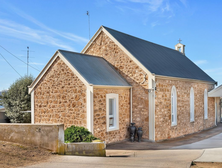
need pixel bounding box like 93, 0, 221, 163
86, 11, 90, 40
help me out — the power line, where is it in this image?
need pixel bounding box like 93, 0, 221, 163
0, 52, 22, 77
0, 45, 40, 72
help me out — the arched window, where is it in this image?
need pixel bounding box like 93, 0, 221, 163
204, 89, 208, 119
190, 87, 194, 122
171, 86, 177, 126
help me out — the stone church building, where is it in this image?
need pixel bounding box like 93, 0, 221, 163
28, 26, 221, 143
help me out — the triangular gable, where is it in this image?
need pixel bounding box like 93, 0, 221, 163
81, 26, 155, 87
28, 50, 90, 93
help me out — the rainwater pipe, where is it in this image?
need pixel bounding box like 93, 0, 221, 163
130, 87, 132, 123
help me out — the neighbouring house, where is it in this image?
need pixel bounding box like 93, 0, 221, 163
0, 91, 8, 123
28, 26, 221, 143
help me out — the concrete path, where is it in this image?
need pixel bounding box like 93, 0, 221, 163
22, 150, 203, 168
173, 133, 222, 163
173, 133, 222, 149
194, 148, 222, 163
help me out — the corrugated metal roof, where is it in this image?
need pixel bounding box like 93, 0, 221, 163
103, 26, 215, 83
59, 50, 131, 86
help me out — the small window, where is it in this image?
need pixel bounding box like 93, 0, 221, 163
106, 93, 119, 131
171, 86, 177, 126
190, 87, 195, 122
204, 89, 208, 119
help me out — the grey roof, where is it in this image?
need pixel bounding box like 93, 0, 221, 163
103, 26, 215, 83
59, 50, 130, 86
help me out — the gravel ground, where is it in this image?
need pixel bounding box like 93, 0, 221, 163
0, 140, 52, 168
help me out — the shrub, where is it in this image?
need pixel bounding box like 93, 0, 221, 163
0, 76, 33, 123
64, 125, 98, 143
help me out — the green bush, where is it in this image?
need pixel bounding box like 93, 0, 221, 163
0, 76, 33, 123
64, 125, 98, 143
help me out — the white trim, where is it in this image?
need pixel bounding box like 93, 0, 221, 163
149, 79, 155, 141
93, 85, 131, 89
31, 90, 34, 124
171, 86, 177, 126
28, 51, 59, 93
204, 89, 208, 119
190, 87, 195, 122
87, 86, 94, 133
208, 84, 222, 97
106, 93, 119, 132
81, 26, 103, 54
156, 75, 215, 85
28, 51, 90, 94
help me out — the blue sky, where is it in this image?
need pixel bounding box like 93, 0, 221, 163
0, 0, 221, 90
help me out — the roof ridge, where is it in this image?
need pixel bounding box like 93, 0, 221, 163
102, 25, 183, 55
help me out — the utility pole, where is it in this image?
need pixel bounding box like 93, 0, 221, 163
27, 46, 29, 76
87, 11, 90, 40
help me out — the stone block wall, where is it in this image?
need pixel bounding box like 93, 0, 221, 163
85, 32, 149, 139
0, 124, 64, 153
155, 78, 215, 141
34, 57, 87, 129
93, 88, 130, 144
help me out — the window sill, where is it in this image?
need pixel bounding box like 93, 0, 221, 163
107, 127, 119, 132
204, 118, 208, 120
171, 124, 177, 127
190, 120, 195, 123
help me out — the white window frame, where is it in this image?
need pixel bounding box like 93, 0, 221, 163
171, 86, 177, 126
106, 93, 119, 132
204, 89, 208, 119
190, 87, 195, 122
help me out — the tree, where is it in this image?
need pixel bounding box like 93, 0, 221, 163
0, 76, 34, 123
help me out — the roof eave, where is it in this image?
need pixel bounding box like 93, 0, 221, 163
155, 74, 216, 85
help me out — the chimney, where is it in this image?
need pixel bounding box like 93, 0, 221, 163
175, 39, 185, 54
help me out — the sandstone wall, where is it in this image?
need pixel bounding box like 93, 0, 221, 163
93, 88, 130, 144
85, 32, 149, 138
34, 57, 87, 129
155, 78, 215, 141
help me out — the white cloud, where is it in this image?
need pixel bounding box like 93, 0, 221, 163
0, 19, 75, 51
129, 0, 163, 12
179, 0, 187, 7
9, 5, 88, 44
204, 67, 222, 73
151, 21, 159, 27
194, 60, 208, 66
29, 62, 45, 66
115, 0, 175, 26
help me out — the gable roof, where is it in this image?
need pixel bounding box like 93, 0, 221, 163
208, 84, 222, 97
29, 50, 130, 93
59, 50, 130, 86
84, 26, 215, 83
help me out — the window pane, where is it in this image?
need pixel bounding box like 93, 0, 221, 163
109, 99, 114, 115
109, 98, 115, 127
109, 117, 114, 127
